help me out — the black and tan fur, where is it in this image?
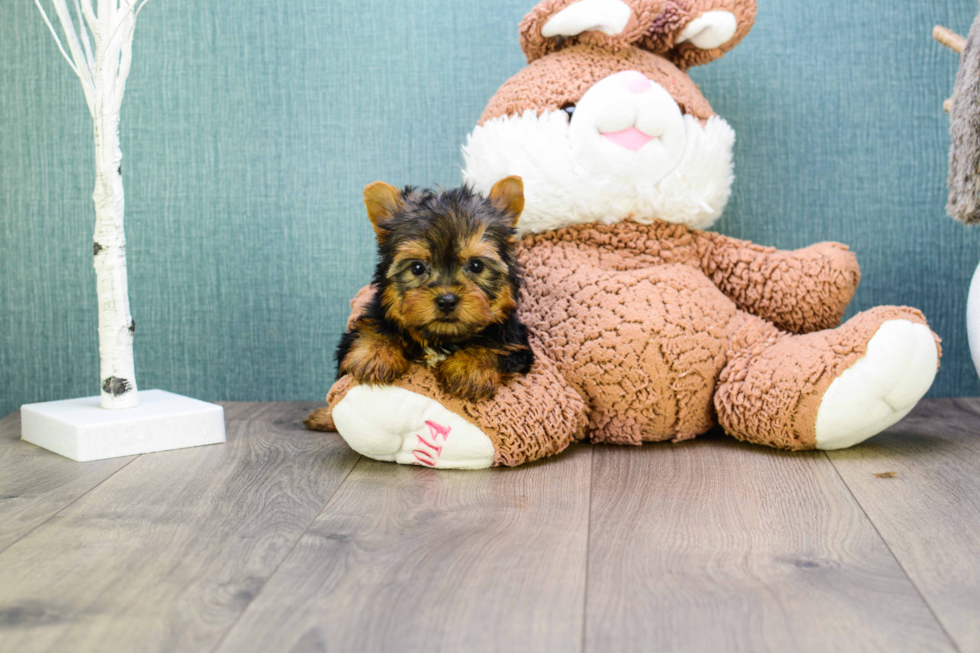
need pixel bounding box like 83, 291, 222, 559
335, 177, 534, 401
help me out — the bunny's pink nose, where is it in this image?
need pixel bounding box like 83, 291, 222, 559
615, 70, 651, 94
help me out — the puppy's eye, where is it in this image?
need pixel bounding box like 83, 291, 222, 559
410, 262, 427, 276
561, 102, 576, 122
467, 260, 484, 274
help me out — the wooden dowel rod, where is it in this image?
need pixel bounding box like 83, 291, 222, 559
934, 25, 966, 54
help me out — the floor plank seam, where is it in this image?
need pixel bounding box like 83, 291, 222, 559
822, 451, 962, 653
580, 445, 594, 653
0, 453, 141, 558
205, 453, 363, 653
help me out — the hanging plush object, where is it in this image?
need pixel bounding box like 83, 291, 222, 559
936, 15, 980, 381
938, 19, 980, 224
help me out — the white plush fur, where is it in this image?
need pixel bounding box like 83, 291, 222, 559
463, 111, 735, 238
815, 320, 938, 450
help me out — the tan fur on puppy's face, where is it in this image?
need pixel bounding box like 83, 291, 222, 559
385, 238, 499, 341
382, 261, 504, 343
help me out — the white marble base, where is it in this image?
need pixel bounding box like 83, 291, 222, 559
20, 390, 226, 462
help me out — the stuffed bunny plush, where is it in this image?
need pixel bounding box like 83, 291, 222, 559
308, 0, 940, 469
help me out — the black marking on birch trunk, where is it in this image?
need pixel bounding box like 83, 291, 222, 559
118, 165, 122, 175
129, 319, 136, 334
102, 376, 131, 396
93, 242, 103, 256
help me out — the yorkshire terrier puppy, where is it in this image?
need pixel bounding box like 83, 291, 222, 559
335, 176, 534, 401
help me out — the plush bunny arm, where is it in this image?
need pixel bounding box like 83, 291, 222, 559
695, 232, 860, 334
640, 0, 757, 69
342, 284, 376, 329
518, 222, 856, 335
519, 0, 665, 63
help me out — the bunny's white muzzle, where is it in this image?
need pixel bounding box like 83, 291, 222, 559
463, 71, 736, 238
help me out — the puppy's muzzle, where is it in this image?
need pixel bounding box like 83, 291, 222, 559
436, 293, 460, 313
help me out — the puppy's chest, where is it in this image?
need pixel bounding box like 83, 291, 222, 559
421, 344, 457, 367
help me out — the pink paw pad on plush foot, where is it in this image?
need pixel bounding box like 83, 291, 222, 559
412, 420, 452, 467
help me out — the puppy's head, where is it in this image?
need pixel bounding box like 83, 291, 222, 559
365, 177, 524, 342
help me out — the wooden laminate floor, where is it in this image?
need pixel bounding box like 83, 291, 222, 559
0, 399, 978, 653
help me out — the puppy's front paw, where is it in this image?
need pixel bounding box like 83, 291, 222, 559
345, 352, 410, 385
436, 348, 502, 402
341, 335, 410, 385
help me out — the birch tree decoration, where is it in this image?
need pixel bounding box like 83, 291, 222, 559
23, 0, 224, 462
34, 0, 151, 409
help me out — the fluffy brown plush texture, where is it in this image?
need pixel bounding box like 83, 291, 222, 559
948, 10, 980, 224
480, 43, 714, 124
514, 221, 860, 447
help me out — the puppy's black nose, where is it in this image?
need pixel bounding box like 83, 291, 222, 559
436, 293, 459, 313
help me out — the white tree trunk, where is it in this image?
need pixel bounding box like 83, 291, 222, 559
92, 105, 138, 409
34, 0, 144, 409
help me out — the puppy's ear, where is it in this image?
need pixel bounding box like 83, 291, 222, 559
363, 182, 403, 242
488, 176, 525, 229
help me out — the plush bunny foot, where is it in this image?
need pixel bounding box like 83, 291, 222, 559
332, 384, 496, 469
325, 356, 588, 468
815, 319, 939, 450
715, 307, 939, 451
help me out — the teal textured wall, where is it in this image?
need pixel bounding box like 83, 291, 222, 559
2, 0, 979, 417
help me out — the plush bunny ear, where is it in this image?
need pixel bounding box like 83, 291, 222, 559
639, 0, 757, 69
519, 0, 666, 63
